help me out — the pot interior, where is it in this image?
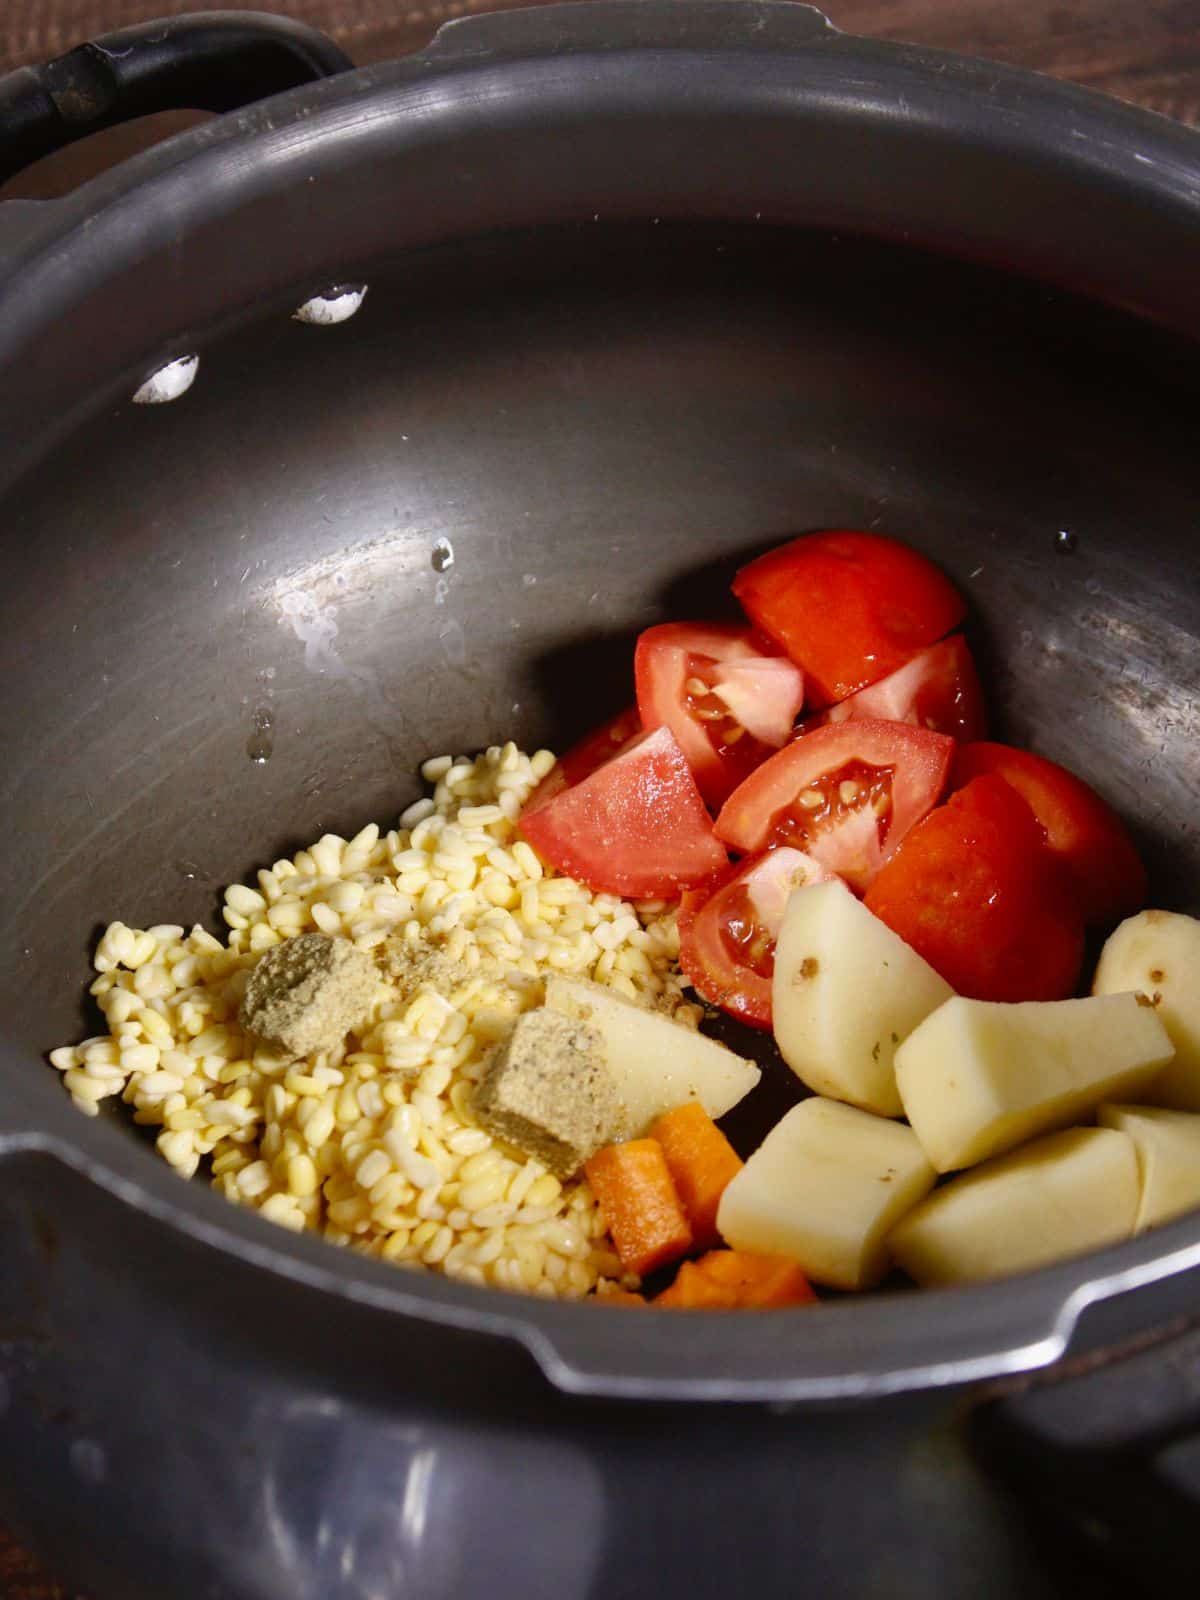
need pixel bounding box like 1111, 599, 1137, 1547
2, 219, 1197, 1201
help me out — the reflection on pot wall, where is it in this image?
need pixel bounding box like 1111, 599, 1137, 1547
252, 1396, 607, 1600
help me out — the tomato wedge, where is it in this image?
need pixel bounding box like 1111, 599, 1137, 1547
523, 706, 642, 816
518, 725, 728, 898
951, 742, 1146, 925
733, 530, 967, 707
714, 719, 953, 893
864, 775, 1085, 1002
634, 622, 804, 808
679, 848, 835, 1028
809, 636, 987, 743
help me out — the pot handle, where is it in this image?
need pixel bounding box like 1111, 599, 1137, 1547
0, 10, 354, 185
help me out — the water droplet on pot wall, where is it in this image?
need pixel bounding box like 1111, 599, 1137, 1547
247, 707, 275, 764
431, 539, 455, 573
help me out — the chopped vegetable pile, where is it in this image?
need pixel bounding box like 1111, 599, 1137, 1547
509, 528, 1198, 1303
48, 528, 1200, 1307
518, 530, 1151, 1020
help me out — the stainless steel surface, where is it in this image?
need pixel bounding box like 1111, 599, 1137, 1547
0, 4, 1197, 1594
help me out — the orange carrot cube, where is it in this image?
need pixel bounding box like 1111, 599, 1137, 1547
654, 1260, 731, 1309
649, 1101, 743, 1249
655, 1250, 818, 1310
693, 1249, 817, 1308
584, 1138, 693, 1277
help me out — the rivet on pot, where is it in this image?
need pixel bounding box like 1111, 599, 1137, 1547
293, 285, 368, 326
132, 355, 199, 405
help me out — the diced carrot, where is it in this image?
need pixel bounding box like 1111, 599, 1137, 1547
654, 1260, 732, 1309
584, 1138, 693, 1278
648, 1101, 743, 1249
693, 1250, 818, 1308
655, 1251, 818, 1310
592, 1287, 648, 1308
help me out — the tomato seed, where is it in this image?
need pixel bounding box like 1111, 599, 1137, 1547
768, 759, 897, 853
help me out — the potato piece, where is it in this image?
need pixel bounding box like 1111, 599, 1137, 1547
772, 880, 953, 1116
895, 993, 1173, 1173
1097, 1103, 1200, 1232
889, 1127, 1139, 1286
715, 1097, 936, 1290
1093, 910, 1200, 1110
544, 976, 759, 1136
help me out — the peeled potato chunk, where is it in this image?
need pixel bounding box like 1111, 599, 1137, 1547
1093, 910, 1200, 1111
771, 879, 953, 1117
1097, 1103, 1200, 1232
544, 975, 760, 1136
716, 1097, 936, 1290
889, 1127, 1139, 1287
895, 992, 1173, 1173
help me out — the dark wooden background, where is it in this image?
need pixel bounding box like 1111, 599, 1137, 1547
2, 1, 1199, 1595
4, 0, 1200, 123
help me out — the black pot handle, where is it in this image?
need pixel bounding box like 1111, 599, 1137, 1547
0, 10, 354, 185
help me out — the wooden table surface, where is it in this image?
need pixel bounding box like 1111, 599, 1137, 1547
4, 0, 1200, 124
2, 1, 1199, 1595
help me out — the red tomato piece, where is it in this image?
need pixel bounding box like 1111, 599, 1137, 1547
518, 725, 728, 898
558, 705, 643, 785
634, 622, 804, 809
679, 848, 835, 1028
809, 636, 987, 742
951, 742, 1147, 925
714, 719, 954, 893
863, 775, 1085, 1002
733, 530, 967, 708
523, 706, 642, 817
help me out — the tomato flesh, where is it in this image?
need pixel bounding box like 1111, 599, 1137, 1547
635, 622, 804, 808
682, 667, 767, 796
811, 635, 987, 742
721, 885, 777, 980
760, 757, 895, 852
559, 705, 643, 785
715, 719, 953, 893
679, 847, 834, 1027
517, 725, 727, 898
705, 656, 807, 747
864, 774, 1085, 1002
524, 706, 642, 816
733, 530, 966, 708
951, 742, 1146, 925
